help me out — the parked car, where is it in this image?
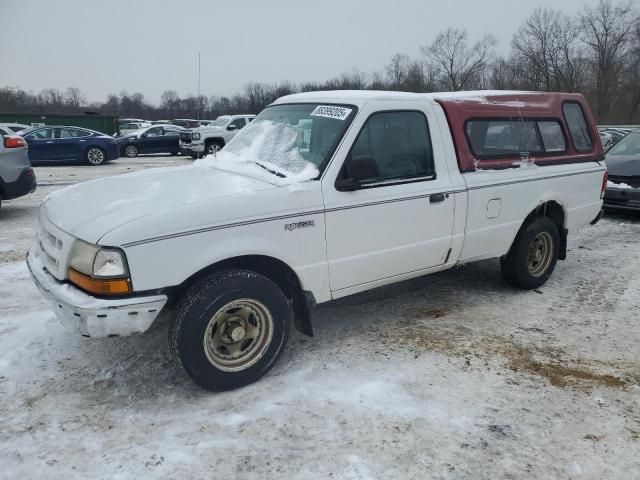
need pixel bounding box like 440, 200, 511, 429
179, 114, 255, 158
0, 125, 16, 136
602, 128, 632, 146
19, 126, 119, 165
27, 90, 606, 391
599, 131, 613, 148
171, 118, 200, 128
0, 132, 36, 208
0, 123, 30, 133
116, 124, 186, 157
118, 121, 152, 136
603, 129, 640, 211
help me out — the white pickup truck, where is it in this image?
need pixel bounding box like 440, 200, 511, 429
28, 90, 607, 391
179, 114, 255, 158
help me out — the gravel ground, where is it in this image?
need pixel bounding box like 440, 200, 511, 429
0, 157, 639, 479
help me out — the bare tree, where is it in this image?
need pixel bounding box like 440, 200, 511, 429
422, 28, 496, 91
580, 0, 638, 120
385, 53, 411, 89
64, 87, 86, 109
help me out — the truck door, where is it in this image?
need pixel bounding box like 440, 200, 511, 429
321, 105, 455, 293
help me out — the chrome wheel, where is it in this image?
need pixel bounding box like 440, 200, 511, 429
203, 298, 274, 372
124, 145, 138, 158
206, 143, 221, 155
87, 148, 105, 165
527, 231, 554, 277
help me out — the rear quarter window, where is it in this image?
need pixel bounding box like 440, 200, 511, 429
562, 102, 593, 152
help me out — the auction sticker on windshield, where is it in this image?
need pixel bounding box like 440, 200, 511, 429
310, 105, 352, 121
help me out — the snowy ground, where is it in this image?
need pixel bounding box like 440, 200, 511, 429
1, 157, 639, 479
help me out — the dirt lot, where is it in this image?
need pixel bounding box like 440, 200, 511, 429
0, 157, 639, 479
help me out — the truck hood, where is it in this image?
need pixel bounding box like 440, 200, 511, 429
41, 165, 276, 244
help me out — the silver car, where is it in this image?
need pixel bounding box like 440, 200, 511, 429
0, 130, 36, 208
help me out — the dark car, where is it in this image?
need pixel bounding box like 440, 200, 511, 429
115, 124, 186, 157
19, 126, 119, 166
170, 118, 199, 128
603, 129, 640, 212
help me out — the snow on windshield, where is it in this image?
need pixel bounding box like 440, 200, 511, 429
197, 119, 319, 185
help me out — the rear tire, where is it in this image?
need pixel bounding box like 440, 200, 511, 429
86, 147, 106, 165
501, 217, 560, 289
169, 269, 291, 391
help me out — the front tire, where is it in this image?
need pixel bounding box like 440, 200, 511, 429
501, 217, 560, 289
124, 144, 138, 158
205, 141, 223, 156
169, 270, 291, 391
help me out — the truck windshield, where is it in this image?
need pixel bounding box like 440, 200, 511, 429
199, 103, 357, 183
210, 116, 231, 127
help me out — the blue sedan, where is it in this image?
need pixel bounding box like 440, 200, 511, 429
20, 126, 119, 166
115, 124, 186, 157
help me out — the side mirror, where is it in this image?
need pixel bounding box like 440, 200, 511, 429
140, 133, 148, 138
335, 178, 361, 192
336, 155, 380, 192
227, 124, 237, 131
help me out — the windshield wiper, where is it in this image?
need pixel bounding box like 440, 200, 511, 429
254, 161, 287, 178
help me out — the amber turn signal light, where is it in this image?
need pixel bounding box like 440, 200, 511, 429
68, 268, 132, 295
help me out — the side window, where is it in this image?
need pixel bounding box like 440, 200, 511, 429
28, 128, 54, 140
229, 118, 246, 130
59, 128, 87, 138
562, 102, 593, 152
467, 120, 544, 158
538, 121, 566, 152
466, 119, 569, 159
343, 111, 435, 184
146, 127, 163, 137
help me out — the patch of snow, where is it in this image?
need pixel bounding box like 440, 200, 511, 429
197, 119, 319, 186
607, 180, 636, 190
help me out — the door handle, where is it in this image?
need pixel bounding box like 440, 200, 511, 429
46, 141, 53, 144
430, 193, 446, 203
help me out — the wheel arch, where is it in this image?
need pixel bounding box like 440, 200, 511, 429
205, 137, 225, 147
516, 199, 568, 260
174, 254, 314, 337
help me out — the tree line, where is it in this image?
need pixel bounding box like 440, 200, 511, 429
1, 0, 638, 124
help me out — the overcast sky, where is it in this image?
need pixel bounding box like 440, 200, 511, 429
0, 0, 590, 104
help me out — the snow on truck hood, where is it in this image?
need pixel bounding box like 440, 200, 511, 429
41, 165, 277, 245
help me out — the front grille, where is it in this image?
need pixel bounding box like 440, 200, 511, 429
39, 224, 63, 272
37, 212, 75, 281
180, 132, 192, 144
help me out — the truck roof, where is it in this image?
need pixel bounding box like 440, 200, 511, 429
274, 89, 584, 108
274, 90, 602, 172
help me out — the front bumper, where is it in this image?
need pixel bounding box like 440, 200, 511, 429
27, 247, 167, 338
180, 141, 204, 156
603, 186, 640, 211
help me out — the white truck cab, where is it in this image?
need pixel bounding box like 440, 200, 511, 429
179, 114, 255, 158
28, 90, 606, 391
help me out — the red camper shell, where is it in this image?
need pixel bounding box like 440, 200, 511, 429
434, 91, 604, 172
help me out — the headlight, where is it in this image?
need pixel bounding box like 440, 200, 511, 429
93, 249, 127, 277
191, 132, 201, 141
69, 240, 98, 275
68, 240, 131, 295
